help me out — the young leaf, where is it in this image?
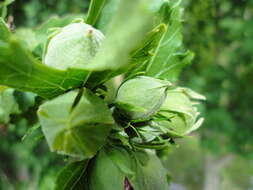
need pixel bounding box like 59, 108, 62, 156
0, 39, 89, 99
125, 24, 167, 79
86, 0, 106, 26
38, 89, 114, 159
55, 160, 89, 190
146, 0, 193, 82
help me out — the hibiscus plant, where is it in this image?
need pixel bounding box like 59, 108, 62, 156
0, 0, 205, 189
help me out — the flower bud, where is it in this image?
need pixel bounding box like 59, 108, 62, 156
44, 19, 105, 70
151, 87, 205, 137
115, 76, 172, 121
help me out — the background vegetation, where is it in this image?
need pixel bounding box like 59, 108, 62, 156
0, 0, 252, 189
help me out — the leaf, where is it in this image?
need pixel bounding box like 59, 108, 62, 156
88, 148, 125, 190
38, 89, 114, 159
151, 51, 194, 82
0, 7, 162, 97
125, 24, 167, 79
96, 0, 121, 33
0, 39, 89, 99
146, 0, 193, 82
86, 0, 106, 26
88, 0, 162, 70
103, 146, 135, 176
87, 146, 169, 190
85, 0, 159, 88
0, 17, 11, 41
21, 124, 41, 141
55, 160, 89, 190
129, 152, 169, 190
97, 0, 164, 33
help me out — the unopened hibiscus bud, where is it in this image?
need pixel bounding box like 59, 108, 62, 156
151, 87, 205, 137
44, 19, 105, 70
115, 76, 172, 121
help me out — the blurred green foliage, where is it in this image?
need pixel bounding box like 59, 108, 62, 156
182, 0, 253, 158
162, 0, 253, 189
164, 137, 253, 190
0, 90, 63, 189
163, 137, 204, 190
10, 0, 89, 27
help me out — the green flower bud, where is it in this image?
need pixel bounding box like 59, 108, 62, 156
44, 19, 105, 70
151, 87, 205, 137
114, 76, 172, 121
114, 76, 205, 141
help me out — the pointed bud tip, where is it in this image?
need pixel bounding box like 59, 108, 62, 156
86, 29, 93, 38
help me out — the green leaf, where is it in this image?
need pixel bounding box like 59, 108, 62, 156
86, 0, 106, 26
85, 0, 158, 88
88, 148, 125, 190
21, 124, 41, 141
129, 152, 169, 190
38, 89, 114, 159
97, 0, 164, 33
55, 160, 89, 190
87, 146, 169, 190
0, 39, 89, 99
96, 0, 121, 33
103, 146, 135, 176
146, 0, 193, 82
125, 24, 167, 79
0, 17, 11, 41
151, 51, 194, 82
